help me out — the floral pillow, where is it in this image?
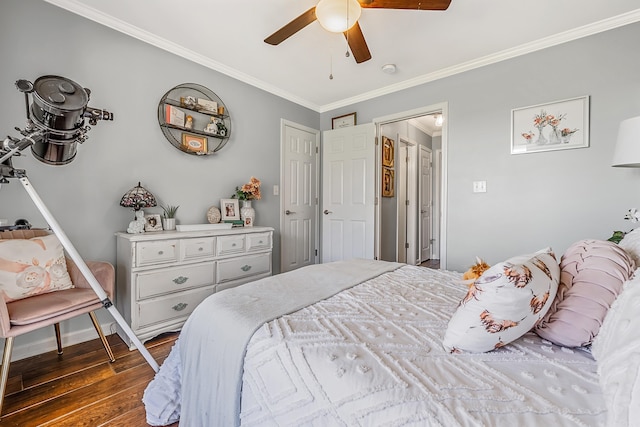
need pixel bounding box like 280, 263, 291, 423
443, 248, 560, 353
0, 234, 73, 302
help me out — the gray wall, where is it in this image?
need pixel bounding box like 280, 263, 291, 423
0, 0, 318, 357
323, 22, 640, 271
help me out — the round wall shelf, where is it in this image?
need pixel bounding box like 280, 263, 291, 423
157, 83, 231, 156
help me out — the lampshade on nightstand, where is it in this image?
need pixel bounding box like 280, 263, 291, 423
612, 116, 640, 167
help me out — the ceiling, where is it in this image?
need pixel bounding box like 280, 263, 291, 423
45, 0, 640, 112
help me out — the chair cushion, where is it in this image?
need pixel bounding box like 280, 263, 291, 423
7, 288, 99, 325
0, 234, 74, 302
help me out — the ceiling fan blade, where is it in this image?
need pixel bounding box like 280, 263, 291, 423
358, 0, 451, 10
344, 22, 372, 64
264, 7, 317, 45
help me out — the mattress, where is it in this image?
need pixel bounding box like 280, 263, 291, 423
144, 262, 605, 426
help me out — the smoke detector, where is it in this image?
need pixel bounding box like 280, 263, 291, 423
381, 64, 397, 74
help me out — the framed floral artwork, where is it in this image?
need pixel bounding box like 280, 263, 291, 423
511, 96, 589, 154
220, 198, 240, 221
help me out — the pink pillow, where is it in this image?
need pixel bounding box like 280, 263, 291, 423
535, 239, 635, 347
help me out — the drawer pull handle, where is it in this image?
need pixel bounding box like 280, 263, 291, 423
198, 247, 204, 252
232, 243, 237, 247
258, 240, 263, 244
241, 264, 252, 272
173, 276, 188, 285
172, 302, 188, 311
158, 250, 164, 255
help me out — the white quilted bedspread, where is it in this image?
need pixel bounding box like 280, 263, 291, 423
240, 265, 606, 426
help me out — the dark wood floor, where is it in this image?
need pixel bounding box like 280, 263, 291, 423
420, 259, 440, 269
1, 331, 179, 426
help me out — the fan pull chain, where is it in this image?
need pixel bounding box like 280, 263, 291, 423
329, 54, 334, 80
345, 0, 350, 58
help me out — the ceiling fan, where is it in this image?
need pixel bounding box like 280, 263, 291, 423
264, 0, 452, 64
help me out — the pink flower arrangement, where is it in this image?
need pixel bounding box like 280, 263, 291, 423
521, 131, 535, 142
560, 127, 578, 137
234, 176, 262, 200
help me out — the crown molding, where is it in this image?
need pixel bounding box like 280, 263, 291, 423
42, 0, 321, 112
318, 8, 640, 112
43, 1, 640, 114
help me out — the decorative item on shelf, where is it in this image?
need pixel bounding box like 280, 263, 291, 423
217, 106, 225, 115
184, 115, 193, 129
204, 117, 219, 135
161, 204, 180, 231
197, 98, 217, 114
120, 182, 157, 234
180, 96, 197, 109
181, 133, 207, 154
206, 206, 221, 224
232, 176, 261, 227
165, 105, 184, 127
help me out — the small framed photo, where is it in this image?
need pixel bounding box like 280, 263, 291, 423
144, 214, 163, 232
332, 112, 357, 129
220, 198, 240, 221
382, 167, 395, 198
181, 133, 208, 154
382, 136, 395, 167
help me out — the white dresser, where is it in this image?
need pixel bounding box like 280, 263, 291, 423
115, 226, 273, 348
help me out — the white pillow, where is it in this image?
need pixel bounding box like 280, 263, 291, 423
443, 248, 560, 353
619, 227, 640, 267
592, 272, 640, 427
0, 234, 73, 302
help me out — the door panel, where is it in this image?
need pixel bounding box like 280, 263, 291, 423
281, 122, 319, 272
420, 146, 433, 262
322, 123, 375, 263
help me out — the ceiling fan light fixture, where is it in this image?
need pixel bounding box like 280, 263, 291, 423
434, 114, 444, 127
316, 0, 362, 33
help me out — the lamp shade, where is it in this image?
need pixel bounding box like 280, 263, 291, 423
315, 0, 362, 33
612, 116, 640, 167
120, 182, 157, 210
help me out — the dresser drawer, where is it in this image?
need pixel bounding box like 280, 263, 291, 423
136, 240, 179, 266
246, 232, 272, 252
217, 234, 245, 256
136, 262, 215, 300
182, 237, 215, 261
217, 252, 271, 283
137, 285, 215, 329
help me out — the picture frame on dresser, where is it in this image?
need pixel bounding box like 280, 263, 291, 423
144, 214, 163, 232
221, 198, 240, 220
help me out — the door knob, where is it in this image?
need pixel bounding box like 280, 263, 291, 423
323, 209, 332, 215
285, 210, 295, 215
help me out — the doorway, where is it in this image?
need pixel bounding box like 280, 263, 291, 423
375, 103, 447, 268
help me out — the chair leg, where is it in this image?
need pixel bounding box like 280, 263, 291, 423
88, 312, 115, 363
0, 337, 15, 416
54, 323, 63, 354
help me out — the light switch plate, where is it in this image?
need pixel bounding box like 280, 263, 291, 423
473, 181, 487, 193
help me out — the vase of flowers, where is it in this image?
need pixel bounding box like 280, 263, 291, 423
560, 127, 578, 143
533, 110, 550, 145
233, 177, 261, 227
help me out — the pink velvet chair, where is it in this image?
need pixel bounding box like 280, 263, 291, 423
0, 229, 116, 414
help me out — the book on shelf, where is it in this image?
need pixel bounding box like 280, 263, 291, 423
165, 104, 185, 127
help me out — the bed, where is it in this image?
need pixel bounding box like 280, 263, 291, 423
143, 238, 640, 427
